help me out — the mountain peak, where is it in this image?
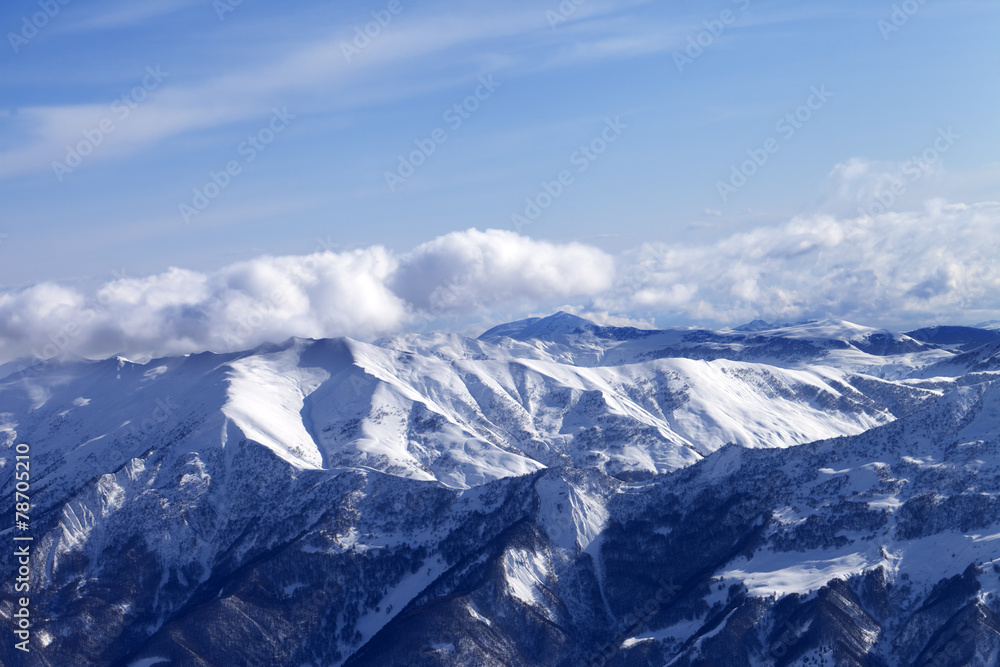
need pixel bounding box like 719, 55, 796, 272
733, 319, 777, 332
479, 311, 598, 342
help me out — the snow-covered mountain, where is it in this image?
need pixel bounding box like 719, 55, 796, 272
2, 314, 1000, 666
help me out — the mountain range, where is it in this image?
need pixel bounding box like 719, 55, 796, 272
2, 313, 1000, 666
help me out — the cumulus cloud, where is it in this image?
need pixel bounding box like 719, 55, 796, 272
819, 156, 950, 217
2, 194, 1000, 366
391, 229, 616, 313
604, 199, 1000, 327
0, 230, 615, 365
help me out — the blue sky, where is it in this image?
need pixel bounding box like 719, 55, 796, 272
0, 0, 999, 361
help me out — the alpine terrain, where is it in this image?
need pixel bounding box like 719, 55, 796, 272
3, 312, 1000, 666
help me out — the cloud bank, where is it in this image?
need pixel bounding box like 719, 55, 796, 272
609, 198, 1000, 326
2, 200, 999, 366
0, 229, 615, 364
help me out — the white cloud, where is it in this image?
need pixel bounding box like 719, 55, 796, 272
607, 199, 1000, 327
0, 230, 614, 364
391, 228, 615, 313
2, 191, 999, 366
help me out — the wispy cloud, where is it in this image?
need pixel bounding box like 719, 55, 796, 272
59, 0, 203, 32
0, 2, 690, 182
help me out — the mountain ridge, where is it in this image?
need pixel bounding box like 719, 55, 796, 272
3, 314, 1000, 665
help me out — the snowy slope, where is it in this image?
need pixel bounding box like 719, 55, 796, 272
346, 379, 1000, 666
1, 314, 999, 666
0, 328, 925, 493
480, 312, 948, 378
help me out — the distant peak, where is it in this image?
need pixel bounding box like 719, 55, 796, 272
537, 311, 596, 327
733, 319, 777, 332
479, 311, 598, 342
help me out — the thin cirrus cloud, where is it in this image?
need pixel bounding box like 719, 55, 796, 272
56, 0, 205, 33
1, 191, 999, 366
0, 2, 681, 183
